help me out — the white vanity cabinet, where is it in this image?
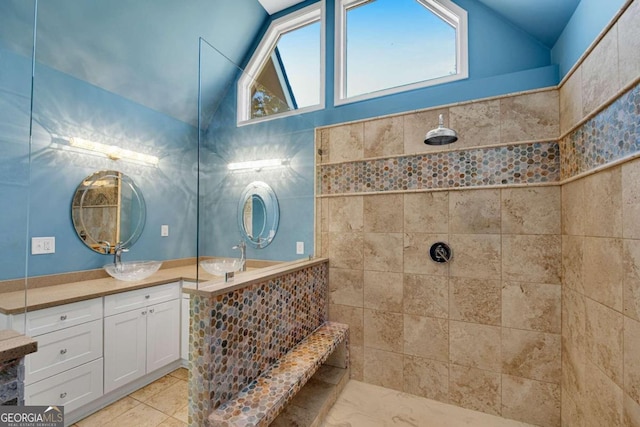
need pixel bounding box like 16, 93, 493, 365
103, 282, 180, 393
181, 292, 189, 362
18, 298, 104, 413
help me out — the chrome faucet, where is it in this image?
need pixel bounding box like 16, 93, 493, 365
98, 241, 111, 255
232, 240, 247, 271
113, 242, 129, 267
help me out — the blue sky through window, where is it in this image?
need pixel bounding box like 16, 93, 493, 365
346, 0, 456, 98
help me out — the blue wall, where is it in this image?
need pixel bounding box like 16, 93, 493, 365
552, 0, 627, 78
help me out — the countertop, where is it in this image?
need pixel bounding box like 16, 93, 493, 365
0, 258, 327, 315
0, 329, 37, 362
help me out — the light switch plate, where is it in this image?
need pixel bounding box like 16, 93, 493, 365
161, 225, 169, 237
296, 241, 304, 255
32, 237, 55, 255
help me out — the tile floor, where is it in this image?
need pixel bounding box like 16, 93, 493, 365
74, 370, 535, 427
72, 368, 188, 427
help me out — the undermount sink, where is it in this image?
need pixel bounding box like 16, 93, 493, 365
200, 258, 244, 275
104, 260, 162, 281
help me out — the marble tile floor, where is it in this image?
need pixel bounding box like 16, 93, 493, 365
71, 368, 189, 427
321, 380, 536, 427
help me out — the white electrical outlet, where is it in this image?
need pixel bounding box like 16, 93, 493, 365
32, 237, 55, 255
161, 225, 169, 237
296, 241, 304, 255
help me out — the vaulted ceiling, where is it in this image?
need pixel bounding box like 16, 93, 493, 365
0, 0, 581, 127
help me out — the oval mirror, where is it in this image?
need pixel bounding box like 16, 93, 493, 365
238, 181, 279, 248
71, 170, 146, 254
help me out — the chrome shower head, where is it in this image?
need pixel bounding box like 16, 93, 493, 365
424, 114, 458, 145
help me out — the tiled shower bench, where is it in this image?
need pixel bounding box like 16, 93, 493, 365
208, 321, 349, 427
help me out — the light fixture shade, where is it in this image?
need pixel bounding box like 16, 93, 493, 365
424, 114, 458, 145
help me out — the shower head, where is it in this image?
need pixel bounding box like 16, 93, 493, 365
424, 114, 458, 145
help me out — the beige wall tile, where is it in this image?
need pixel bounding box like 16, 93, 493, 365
502, 282, 561, 333
363, 309, 403, 352
404, 192, 449, 233
585, 298, 623, 387
364, 116, 404, 158
403, 274, 448, 318
625, 394, 640, 427
329, 268, 363, 307
500, 91, 559, 143
363, 271, 403, 312
449, 277, 501, 326
502, 235, 561, 284
622, 159, 640, 239
363, 348, 404, 390
449, 321, 501, 371
562, 288, 587, 365
404, 233, 450, 276
501, 187, 561, 235
329, 304, 363, 346
349, 345, 364, 380
449, 365, 501, 416
449, 234, 501, 280
501, 328, 561, 384
618, 0, 640, 85
403, 355, 449, 402
449, 189, 501, 234
562, 178, 585, 236
364, 194, 403, 233
328, 122, 364, 162
583, 167, 623, 238
583, 359, 624, 427
625, 239, 640, 321
404, 314, 449, 362
328, 232, 363, 270
562, 235, 585, 293
562, 388, 586, 427
316, 128, 329, 162
501, 374, 561, 427
403, 109, 449, 155
562, 336, 586, 407
560, 68, 583, 135
328, 196, 363, 232
449, 99, 501, 148
583, 237, 624, 311
364, 232, 403, 272
582, 27, 620, 116
625, 316, 640, 405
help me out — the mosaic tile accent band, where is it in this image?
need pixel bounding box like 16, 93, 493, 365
560, 83, 640, 180
318, 142, 560, 195
188, 261, 329, 427
209, 322, 349, 427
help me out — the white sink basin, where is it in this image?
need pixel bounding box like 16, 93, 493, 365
104, 260, 162, 281
200, 258, 244, 275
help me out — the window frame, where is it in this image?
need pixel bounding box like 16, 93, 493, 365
334, 0, 468, 105
237, 2, 325, 126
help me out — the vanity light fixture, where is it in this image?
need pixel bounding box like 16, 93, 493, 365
69, 137, 159, 167
227, 158, 288, 171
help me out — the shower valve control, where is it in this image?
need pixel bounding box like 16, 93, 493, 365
430, 242, 452, 263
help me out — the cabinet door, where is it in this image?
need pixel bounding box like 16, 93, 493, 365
104, 309, 146, 393
146, 299, 180, 373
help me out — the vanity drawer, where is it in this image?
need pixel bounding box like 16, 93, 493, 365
25, 319, 102, 384
12, 298, 103, 336
104, 282, 180, 316
25, 358, 103, 414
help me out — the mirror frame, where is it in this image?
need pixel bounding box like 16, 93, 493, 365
71, 170, 146, 254
237, 181, 279, 249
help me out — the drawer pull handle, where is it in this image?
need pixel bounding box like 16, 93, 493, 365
60, 348, 67, 355
60, 392, 67, 399
149, 308, 155, 314
142, 310, 147, 315
145, 295, 150, 299
60, 315, 67, 321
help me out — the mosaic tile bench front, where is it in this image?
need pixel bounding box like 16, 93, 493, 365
207, 321, 349, 427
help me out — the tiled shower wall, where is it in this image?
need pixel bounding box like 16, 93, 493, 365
560, 1, 640, 426
315, 2, 639, 425
315, 90, 563, 426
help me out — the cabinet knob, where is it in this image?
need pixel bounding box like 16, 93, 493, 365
145, 295, 150, 299
60, 315, 67, 321
142, 310, 147, 315
149, 308, 155, 314
60, 348, 67, 355
60, 392, 67, 399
